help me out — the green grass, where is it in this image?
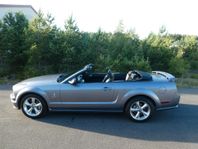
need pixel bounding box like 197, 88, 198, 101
190, 73, 198, 79
176, 78, 198, 88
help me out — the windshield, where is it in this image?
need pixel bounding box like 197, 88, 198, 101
57, 64, 94, 83
57, 73, 70, 83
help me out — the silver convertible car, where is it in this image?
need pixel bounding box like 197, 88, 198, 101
10, 64, 180, 122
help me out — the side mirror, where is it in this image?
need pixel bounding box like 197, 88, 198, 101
68, 77, 77, 85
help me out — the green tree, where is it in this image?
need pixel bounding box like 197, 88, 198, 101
143, 33, 175, 71
62, 16, 83, 71
169, 57, 189, 76
25, 11, 64, 76
0, 12, 29, 78
0, 12, 197, 79
181, 36, 198, 70
83, 29, 111, 71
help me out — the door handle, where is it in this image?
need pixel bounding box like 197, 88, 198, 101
104, 87, 112, 91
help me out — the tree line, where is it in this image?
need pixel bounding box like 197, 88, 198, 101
0, 12, 197, 79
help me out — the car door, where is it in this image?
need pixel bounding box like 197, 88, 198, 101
60, 82, 117, 108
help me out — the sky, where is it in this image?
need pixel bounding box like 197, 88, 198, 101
1, 0, 198, 38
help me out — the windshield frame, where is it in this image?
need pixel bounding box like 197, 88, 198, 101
60, 64, 93, 84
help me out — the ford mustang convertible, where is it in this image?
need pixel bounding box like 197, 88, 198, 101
10, 64, 180, 122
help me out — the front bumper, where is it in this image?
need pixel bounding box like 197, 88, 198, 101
10, 93, 19, 109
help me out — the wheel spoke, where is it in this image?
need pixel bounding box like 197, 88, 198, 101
24, 100, 32, 106
130, 107, 139, 112
35, 103, 42, 107
31, 98, 35, 104
135, 111, 140, 118
141, 103, 148, 109
136, 101, 140, 107
142, 110, 149, 117
34, 107, 40, 114
27, 107, 33, 113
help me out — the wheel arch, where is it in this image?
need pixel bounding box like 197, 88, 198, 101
17, 91, 49, 109
123, 94, 157, 112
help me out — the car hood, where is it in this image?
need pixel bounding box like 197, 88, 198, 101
18, 74, 60, 85
12, 74, 60, 92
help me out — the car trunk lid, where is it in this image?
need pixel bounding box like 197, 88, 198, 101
152, 71, 176, 82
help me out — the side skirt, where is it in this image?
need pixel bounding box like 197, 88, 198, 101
49, 107, 123, 113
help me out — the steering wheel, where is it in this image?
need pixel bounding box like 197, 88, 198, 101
102, 69, 113, 82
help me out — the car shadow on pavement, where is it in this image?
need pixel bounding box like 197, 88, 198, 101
36, 103, 198, 143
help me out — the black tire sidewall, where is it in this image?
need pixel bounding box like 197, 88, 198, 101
125, 96, 155, 122
21, 94, 48, 118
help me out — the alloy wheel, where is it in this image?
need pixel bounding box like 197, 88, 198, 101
23, 97, 43, 117
129, 100, 151, 121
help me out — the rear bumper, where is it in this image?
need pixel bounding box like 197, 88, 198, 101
157, 93, 180, 111
10, 93, 19, 109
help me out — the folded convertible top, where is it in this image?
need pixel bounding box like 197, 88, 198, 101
133, 70, 153, 81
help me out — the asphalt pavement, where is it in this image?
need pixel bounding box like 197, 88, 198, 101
0, 85, 198, 149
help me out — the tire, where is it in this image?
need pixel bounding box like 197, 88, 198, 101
125, 96, 155, 122
21, 94, 48, 118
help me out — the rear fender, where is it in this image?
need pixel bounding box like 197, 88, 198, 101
121, 89, 161, 107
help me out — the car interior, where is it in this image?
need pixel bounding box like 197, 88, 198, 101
78, 69, 152, 83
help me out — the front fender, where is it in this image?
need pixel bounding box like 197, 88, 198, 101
121, 89, 161, 107
15, 87, 49, 108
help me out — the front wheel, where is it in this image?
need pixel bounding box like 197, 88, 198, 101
21, 94, 48, 118
125, 96, 155, 122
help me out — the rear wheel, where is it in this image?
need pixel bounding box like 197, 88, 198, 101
21, 94, 48, 118
125, 96, 155, 122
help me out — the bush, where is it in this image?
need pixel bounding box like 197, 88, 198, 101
190, 73, 198, 79
169, 58, 189, 77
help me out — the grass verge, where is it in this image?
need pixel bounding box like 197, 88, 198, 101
176, 78, 198, 88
